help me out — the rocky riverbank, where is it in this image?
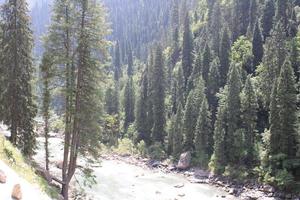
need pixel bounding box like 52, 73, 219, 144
101, 153, 300, 200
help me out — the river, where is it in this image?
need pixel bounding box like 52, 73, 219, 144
80, 159, 236, 200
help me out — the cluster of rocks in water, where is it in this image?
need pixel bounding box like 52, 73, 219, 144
103, 152, 300, 200
0, 169, 22, 200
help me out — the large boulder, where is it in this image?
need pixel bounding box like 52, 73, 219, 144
11, 184, 22, 200
177, 151, 191, 170
36, 167, 52, 183
55, 161, 63, 169
0, 169, 6, 183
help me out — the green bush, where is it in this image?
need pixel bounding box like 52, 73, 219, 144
223, 165, 249, 181
113, 138, 135, 156
136, 141, 146, 157
147, 142, 166, 160
274, 169, 294, 190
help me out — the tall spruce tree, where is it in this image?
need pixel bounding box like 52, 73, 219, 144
210, 1, 222, 56
124, 77, 135, 131
219, 28, 231, 87
60, 1, 110, 198
151, 46, 166, 143
1, 0, 37, 156
241, 76, 258, 166
183, 78, 205, 150
136, 69, 150, 144
225, 63, 243, 164
182, 12, 194, 89
202, 44, 212, 83
40, 53, 54, 170
172, 103, 184, 159
252, 21, 264, 68
261, 0, 275, 40
194, 97, 212, 167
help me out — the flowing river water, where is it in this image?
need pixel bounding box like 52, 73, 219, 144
34, 137, 237, 200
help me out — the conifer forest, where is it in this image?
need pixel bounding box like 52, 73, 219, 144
1, 0, 300, 200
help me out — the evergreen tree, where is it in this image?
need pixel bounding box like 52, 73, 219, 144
60, 1, 110, 198
207, 57, 221, 122
261, 0, 275, 40
252, 21, 264, 68
194, 97, 212, 167
276, 59, 298, 158
136, 69, 150, 145
182, 12, 194, 89
209, 88, 227, 174
114, 41, 122, 81
219, 28, 231, 86
210, 1, 221, 56
183, 78, 205, 150
1, 0, 37, 156
290, 37, 300, 82
226, 63, 242, 164
172, 103, 184, 159
241, 76, 258, 166
202, 44, 211, 83
171, 0, 180, 66
232, 0, 251, 41
124, 77, 135, 131
40, 53, 54, 171
247, 0, 258, 35
127, 44, 134, 76
151, 46, 166, 143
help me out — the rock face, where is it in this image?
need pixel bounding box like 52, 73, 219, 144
11, 184, 22, 200
0, 169, 7, 183
177, 151, 191, 170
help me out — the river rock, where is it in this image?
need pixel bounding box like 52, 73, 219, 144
0, 169, 6, 183
174, 183, 184, 188
55, 161, 63, 169
36, 167, 52, 183
11, 184, 22, 200
260, 185, 275, 193
177, 151, 191, 170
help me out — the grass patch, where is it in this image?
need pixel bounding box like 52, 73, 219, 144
0, 135, 59, 199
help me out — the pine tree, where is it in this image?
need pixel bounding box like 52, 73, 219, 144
114, 41, 122, 81
241, 76, 258, 166
261, 0, 275, 40
247, 0, 258, 35
232, 0, 251, 41
40, 53, 54, 171
136, 69, 150, 145
207, 57, 221, 122
226, 63, 242, 164
171, 1, 180, 66
210, 1, 221, 56
209, 88, 227, 174
219, 28, 231, 87
194, 97, 212, 167
182, 12, 194, 89
275, 0, 288, 28
43, 1, 76, 195
60, 1, 110, 198
172, 103, 184, 159
127, 44, 134, 76
1, 0, 37, 156
252, 21, 264, 68
124, 77, 135, 131
183, 78, 205, 150
202, 44, 211, 83
151, 46, 166, 143
276, 59, 298, 158
290, 37, 300, 82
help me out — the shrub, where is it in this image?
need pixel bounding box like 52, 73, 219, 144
113, 138, 135, 156
136, 141, 146, 157
147, 142, 166, 160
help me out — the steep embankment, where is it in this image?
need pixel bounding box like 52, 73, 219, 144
0, 134, 58, 200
